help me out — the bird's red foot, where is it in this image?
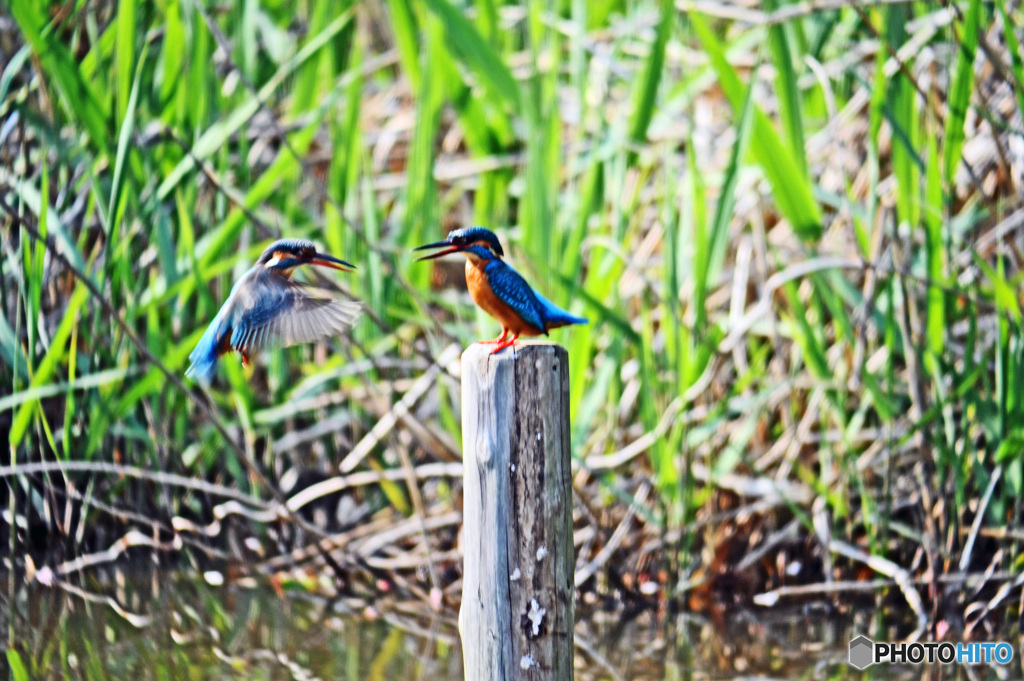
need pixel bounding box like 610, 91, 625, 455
488, 335, 519, 355
478, 331, 510, 346
241, 350, 249, 368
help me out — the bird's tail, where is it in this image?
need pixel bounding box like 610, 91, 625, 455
184, 353, 218, 383
185, 316, 224, 383
545, 311, 590, 329
535, 291, 589, 330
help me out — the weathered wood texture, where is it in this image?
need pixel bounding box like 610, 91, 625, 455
460, 341, 575, 681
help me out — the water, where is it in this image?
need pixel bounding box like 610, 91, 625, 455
2, 571, 1017, 680
6, 571, 460, 680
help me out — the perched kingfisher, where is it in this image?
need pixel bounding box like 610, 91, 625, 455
414, 227, 588, 354
185, 239, 360, 382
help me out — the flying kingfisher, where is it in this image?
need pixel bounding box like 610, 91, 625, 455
185, 239, 360, 382
414, 227, 588, 354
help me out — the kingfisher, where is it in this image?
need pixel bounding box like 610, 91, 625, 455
414, 227, 588, 354
185, 239, 360, 382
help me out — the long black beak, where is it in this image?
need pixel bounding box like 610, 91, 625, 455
413, 240, 462, 261
310, 251, 356, 272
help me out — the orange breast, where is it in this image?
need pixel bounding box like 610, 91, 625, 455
465, 260, 544, 336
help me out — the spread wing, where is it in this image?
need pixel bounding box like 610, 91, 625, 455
229, 270, 360, 353
485, 261, 546, 333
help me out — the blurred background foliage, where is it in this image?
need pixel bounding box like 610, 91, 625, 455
3, 0, 1024, 652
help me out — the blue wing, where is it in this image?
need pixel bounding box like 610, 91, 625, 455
229, 269, 360, 353
185, 267, 359, 382
485, 260, 588, 333
484, 260, 547, 332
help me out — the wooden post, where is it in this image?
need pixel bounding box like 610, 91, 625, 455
460, 341, 575, 681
